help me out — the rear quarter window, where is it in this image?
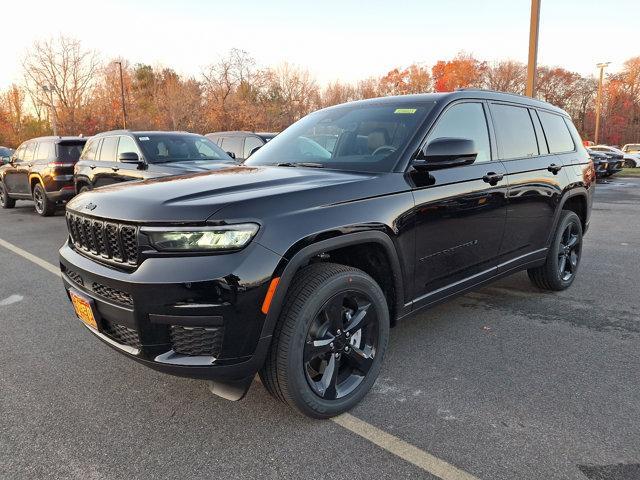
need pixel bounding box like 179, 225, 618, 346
538, 111, 575, 153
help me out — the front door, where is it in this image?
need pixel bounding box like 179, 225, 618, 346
411, 101, 508, 307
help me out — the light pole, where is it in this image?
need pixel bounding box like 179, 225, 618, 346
42, 85, 58, 136
115, 61, 128, 129
594, 62, 610, 145
525, 0, 541, 97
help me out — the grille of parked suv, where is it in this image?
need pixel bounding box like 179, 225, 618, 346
65, 268, 84, 287
91, 282, 134, 307
170, 326, 224, 357
101, 319, 141, 349
66, 212, 139, 266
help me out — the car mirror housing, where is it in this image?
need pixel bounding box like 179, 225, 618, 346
118, 152, 141, 164
413, 137, 477, 171
226, 151, 236, 160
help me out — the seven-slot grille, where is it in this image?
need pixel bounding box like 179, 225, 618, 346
66, 212, 139, 266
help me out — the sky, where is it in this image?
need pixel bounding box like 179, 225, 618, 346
1, 0, 638, 89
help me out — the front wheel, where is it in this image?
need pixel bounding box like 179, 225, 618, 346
528, 210, 583, 291
0, 181, 16, 209
33, 183, 55, 216
260, 263, 389, 418
624, 159, 637, 168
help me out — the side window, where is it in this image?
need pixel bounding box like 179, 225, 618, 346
80, 139, 100, 161
244, 136, 263, 158
116, 136, 139, 160
99, 136, 119, 162
13, 144, 26, 161
23, 142, 36, 162
538, 111, 575, 154
220, 136, 244, 158
427, 102, 491, 163
34, 141, 55, 161
491, 104, 539, 159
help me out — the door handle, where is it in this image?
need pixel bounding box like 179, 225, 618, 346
111, 167, 119, 172
547, 163, 562, 174
482, 172, 504, 186
89, 165, 96, 169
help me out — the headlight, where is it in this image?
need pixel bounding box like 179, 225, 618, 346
142, 223, 259, 251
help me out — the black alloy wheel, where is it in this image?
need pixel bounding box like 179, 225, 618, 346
304, 291, 379, 400
557, 222, 581, 282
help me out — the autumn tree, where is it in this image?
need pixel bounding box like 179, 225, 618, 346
22, 36, 100, 135
378, 64, 431, 96
432, 53, 486, 92
483, 60, 526, 94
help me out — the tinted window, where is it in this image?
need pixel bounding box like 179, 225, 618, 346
530, 110, 549, 155
99, 136, 119, 162
34, 141, 55, 161
220, 137, 244, 158
136, 134, 230, 164
245, 103, 433, 172
491, 104, 538, 159
80, 139, 100, 161
538, 111, 575, 153
117, 136, 139, 159
426, 102, 491, 163
23, 142, 36, 161
57, 142, 85, 162
244, 136, 264, 158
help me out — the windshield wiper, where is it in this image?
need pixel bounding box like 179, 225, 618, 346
275, 162, 324, 168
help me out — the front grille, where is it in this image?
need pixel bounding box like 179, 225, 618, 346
66, 212, 139, 266
170, 326, 223, 357
102, 319, 141, 348
91, 282, 134, 307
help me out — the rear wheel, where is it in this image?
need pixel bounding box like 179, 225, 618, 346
624, 159, 637, 168
528, 210, 583, 291
0, 181, 16, 209
260, 263, 389, 418
33, 183, 55, 216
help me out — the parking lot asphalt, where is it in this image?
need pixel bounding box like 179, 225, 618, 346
1, 178, 639, 480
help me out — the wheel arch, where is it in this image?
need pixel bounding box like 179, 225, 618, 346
260, 231, 405, 340
548, 189, 589, 245
29, 174, 44, 193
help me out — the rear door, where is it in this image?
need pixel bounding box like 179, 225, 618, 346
3, 143, 26, 194
489, 102, 567, 271
15, 141, 36, 194
411, 100, 508, 305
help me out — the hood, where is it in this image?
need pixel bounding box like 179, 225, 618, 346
66, 165, 383, 223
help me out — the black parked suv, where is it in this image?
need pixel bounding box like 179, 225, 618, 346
206, 131, 277, 161
59, 91, 594, 418
0, 136, 86, 216
74, 131, 235, 193
586, 148, 609, 178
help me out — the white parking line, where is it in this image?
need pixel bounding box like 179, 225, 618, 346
0, 236, 479, 480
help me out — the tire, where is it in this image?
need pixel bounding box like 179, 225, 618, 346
259, 263, 389, 419
624, 159, 637, 168
32, 183, 55, 217
528, 210, 583, 291
0, 181, 16, 209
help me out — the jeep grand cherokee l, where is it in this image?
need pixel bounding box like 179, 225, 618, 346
74, 131, 236, 193
59, 91, 594, 418
0, 136, 86, 216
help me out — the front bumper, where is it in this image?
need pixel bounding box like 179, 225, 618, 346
59, 240, 283, 382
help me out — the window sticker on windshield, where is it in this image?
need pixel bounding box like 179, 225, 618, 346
394, 108, 417, 114
139, 136, 150, 141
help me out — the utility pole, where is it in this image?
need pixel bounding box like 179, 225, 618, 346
42, 85, 58, 136
594, 62, 610, 145
115, 61, 128, 129
525, 0, 541, 97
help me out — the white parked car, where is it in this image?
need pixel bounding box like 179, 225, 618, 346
592, 145, 640, 168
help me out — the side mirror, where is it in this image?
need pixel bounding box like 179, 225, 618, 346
413, 138, 477, 171
226, 151, 236, 160
118, 152, 141, 164
248, 145, 262, 158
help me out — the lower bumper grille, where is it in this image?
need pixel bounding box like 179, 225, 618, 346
91, 282, 134, 307
170, 325, 223, 357
102, 319, 141, 349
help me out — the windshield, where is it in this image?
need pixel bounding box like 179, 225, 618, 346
137, 134, 233, 164
57, 142, 86, 162
244, 102, 433, 172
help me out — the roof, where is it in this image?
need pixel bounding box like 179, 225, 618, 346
92, 130, 200, 137
321, 90, 569, 116
25, 136, 87, 143
205, 131, 272, 137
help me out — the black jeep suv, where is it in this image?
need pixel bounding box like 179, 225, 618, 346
74, 131, 235, 193
59, 91, 594, 418
0, 136, 86, 216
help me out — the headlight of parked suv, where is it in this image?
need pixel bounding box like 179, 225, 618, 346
142, 224, 259, 251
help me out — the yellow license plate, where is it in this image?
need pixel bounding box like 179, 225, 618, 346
70, 291, 98, 330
